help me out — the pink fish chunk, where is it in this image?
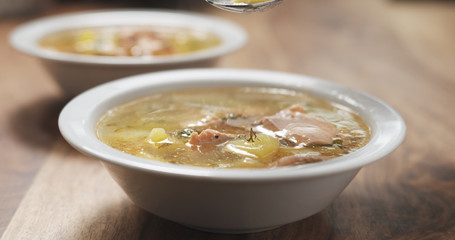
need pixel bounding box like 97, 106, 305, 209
189, 129, 234, 146
262, 104, 338, 146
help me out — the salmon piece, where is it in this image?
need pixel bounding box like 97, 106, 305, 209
262, 104, 338, 146
275, 154, 329, 167
188, 129, 234, 146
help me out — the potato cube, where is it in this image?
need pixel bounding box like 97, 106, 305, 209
147, 128, 169, 143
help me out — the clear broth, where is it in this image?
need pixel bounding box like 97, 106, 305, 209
96, 87, 370, 168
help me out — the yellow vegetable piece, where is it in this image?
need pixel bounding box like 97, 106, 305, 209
78, 29, 96, 42
146, 128, 169, 143
226, 134, 279, 161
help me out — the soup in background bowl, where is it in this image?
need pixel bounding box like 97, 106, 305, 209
9, 10, 247, 96
38, 26, 222, 57
59, 69, 406, 233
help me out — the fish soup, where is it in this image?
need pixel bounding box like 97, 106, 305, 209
38, 26, 221, 57
96, 87, 370, 168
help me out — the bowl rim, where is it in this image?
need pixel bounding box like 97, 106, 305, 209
58, 68, 406, 181
9, 9, 247, 66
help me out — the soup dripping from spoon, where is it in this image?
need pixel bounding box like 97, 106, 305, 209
205, 0, 283, 13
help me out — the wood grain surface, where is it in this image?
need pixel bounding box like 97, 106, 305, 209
1, 0, 455, 239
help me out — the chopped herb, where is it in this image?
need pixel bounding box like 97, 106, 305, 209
247, 128, 258, 142
332, 138, 343, 147
178, 128, 198, 138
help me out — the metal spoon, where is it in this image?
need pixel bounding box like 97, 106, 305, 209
205, 0, 283, 13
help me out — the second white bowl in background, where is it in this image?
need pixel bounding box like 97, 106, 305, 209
9, 9, 247, 96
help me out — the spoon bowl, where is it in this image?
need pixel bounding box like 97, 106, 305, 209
206, 0, 283, 13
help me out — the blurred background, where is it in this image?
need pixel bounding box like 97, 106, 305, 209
0, 0, 208, 17
1, 0, 455, 239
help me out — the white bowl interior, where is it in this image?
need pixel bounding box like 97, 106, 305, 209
58, 69, 406, 180
9, 9, 247, 65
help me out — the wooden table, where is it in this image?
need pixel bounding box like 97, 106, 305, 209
1, 1, 454, 239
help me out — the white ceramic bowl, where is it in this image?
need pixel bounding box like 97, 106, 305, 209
9, 10, 247, 96
59, 69, 406, 233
